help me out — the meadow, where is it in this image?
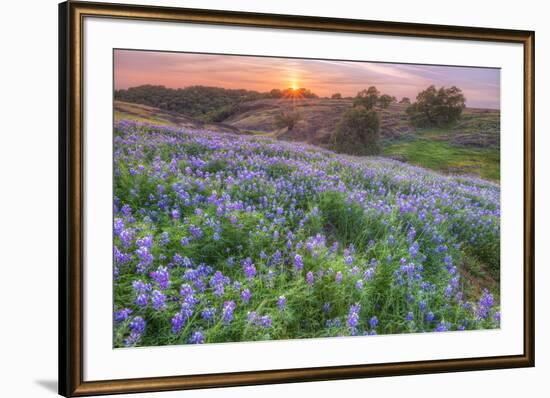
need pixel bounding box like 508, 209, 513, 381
113, 120, 500, 347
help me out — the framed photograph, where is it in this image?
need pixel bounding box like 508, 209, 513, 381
59, 1, 534, 396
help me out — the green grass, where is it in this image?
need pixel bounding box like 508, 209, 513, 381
383, 128, 500, 181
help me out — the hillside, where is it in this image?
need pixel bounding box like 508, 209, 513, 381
114, 98, 500, 180
224, 99, 412, 145
114, 101, 240, 135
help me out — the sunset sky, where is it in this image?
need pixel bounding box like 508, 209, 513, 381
114, 49, 500, 109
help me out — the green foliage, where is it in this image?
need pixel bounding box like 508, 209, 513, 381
114, 85, 265, 119
378, 94, 396, 108
353, 86, 380, 110
406, 85, 466, 127
332, 106, 381, 156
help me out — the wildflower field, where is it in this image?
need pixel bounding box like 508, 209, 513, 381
113, 120, 500, 348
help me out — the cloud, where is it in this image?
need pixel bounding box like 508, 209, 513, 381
114, 50, 500, 109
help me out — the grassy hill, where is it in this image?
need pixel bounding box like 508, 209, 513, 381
115, 98, 500, 181
114, 101, 240, 135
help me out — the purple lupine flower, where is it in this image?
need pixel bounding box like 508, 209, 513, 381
277, 296, 287, 311
434, 321, 449, 332
260, 315, 272, 329
150, 266, 171, 290
406, 311, 414, 321
477, 289, 494, 319
356, 279, 364, 290
222, 301, 236, 325
114, 218, 125, 237
408, 242, 419, 258
242, 258, 256, 280
209, 271, 230, 296
347, 303, 361, 329
247, 311, 259, 325
135, 293, 148, 307
293, 254, 303, 271
426, 312, 435, 322
114, 308, 132, 323
189, 331, 205, 344
125, 316, 145, 346
241, 288, 251, 303
201, 307, 216, 321
335, 271, 343, 284
121, 204, 132, 217
306, 271, 314, 285
159, 231, 170, 246
323, 302, 331, 313
135, 246, 153, 273
171, 312, 185, 334
151, 290, 166, 311
419, 300, 427, 311
369, 316, 378, 329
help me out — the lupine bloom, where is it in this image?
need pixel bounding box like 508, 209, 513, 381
477, 289, 494, 319
306, 271, 314, 285
189, 331, 205, 344
171, 312, 185, 334
260, 315, 272, 328
135, 246, 153, 273
201, 307, 216, 321
241, 288, 251, 303
347, 303, 361, 329
426, 312, 435, 322
356, 279, 364, 290
151, 290, 166, 311
406, 311, 414, 321
369, 316, 378, 330
335, 271, 343, 284
222, 301, 236, 325
434, 321, 450, 332
242, 258, 257, 280
150, 266, 171, 290
247, 311, 259, 325
114, 308, 132, 322
125, 316, 146, 346
277, 296, 287, 311
293, 254, 303, 271
135, 293, 148, 307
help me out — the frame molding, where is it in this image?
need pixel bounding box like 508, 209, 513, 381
59, 1, 535, 396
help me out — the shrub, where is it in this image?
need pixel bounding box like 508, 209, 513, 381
399, 97, 411, 104
331, 93, 342, 99
353, 86, 380, 110
406, 85, 466, 127
275, 110, 301, 130
378, 94, 396, 108
332, 106, 381, 156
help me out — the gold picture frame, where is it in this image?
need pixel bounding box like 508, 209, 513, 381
59, 1, 534, 396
